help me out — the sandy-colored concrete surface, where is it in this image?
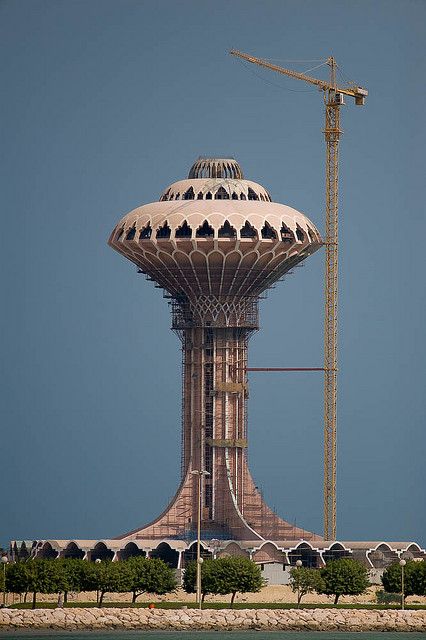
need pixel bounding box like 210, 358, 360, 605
13, 585, 424, 606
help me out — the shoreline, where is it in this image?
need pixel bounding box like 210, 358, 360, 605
1, 608, 426, 632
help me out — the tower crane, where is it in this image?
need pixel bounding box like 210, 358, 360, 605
230, 49, 367, 540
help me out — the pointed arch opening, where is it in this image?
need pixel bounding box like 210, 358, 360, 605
248, 187, 259, 201
139, 224, 152, 240
307, 227, 316, 243
205, 191, 212, 200
240, 221, 257, 239
175, 221, 192, 239
156, 221, 171, 239
218, 220, 236, 238
183, 187, 195, 200
126, 226, 136, 241
296, 226, 305, 242
196, 221, 215, 238
231, 191, 239, 200
240, 193, 247, 200
261, 222, 277, 239
280, 223, 294, 243
215, 186, 230, 200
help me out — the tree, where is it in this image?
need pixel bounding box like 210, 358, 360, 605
411, 561, 426, 597
382, 560, 425, 601
318, 558, 369, 604
23, 559, 63, 609
183, 557, 264, 606
5, 561, 30, 601
55, 558, 93, 603
90, 561, 130, 607
182, 559, 217, 602
289, 566, 324, 605
216, 557, 264, 606
125, 557, 177, 603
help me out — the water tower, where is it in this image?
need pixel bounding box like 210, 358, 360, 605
109, 157, 322, 542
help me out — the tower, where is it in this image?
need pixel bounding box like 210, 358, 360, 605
109, 157, 323, 543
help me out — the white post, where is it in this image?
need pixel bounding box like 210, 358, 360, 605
399, 558, 406, 610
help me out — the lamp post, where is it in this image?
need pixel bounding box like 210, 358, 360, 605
399, 558, 406, 610
1, 555, 8, 607
191, 469, 210, 609
95, 558, 102, 604
295, 559, 303, 607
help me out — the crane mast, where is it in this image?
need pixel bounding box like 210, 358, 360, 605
230, 49, 367, 540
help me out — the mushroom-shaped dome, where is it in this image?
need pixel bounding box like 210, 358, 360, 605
109, 158, 322, 301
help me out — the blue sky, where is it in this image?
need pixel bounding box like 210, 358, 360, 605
1, 0, 425, 548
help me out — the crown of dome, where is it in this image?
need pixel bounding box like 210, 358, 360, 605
188, 157, 243, 180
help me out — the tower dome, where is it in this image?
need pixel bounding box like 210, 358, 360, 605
109, 157, 322, 321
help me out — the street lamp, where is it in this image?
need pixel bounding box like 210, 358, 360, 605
399, 558, 406, 610
191, 469, 210, 609
1, 555, 8, 607
295, 559, 303, 607
95, 558, 102, 604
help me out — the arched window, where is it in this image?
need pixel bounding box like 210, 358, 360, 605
248, 188, 259, 201
215, 186, 229, 200
150, 542, 179, 568
156, 222, 171, 239
296, 226, 305, 242
280, 223, 294, 243
261, 222, 277, 239
63, 542, 85, 560
240, 221, 257, 238
183, 187, 195, 200
174, 192, 180, 200
231, 192, 238, 200
205, 191, 212, 200
91, 543, 114, 562
307, 227, 316, 243
175, 221, 192, 238
197, 191, 203, 200
218, 220, 236, 238
240, 193, 247, 200
160, 189, 171, 202
116, 227, 124, 240
260, 194, 265, 201
126, 226, 136, 241
139, 224, 152, 240
196, 221, 215, 238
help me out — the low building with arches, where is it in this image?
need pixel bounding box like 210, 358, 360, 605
11, 537, 425, 585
